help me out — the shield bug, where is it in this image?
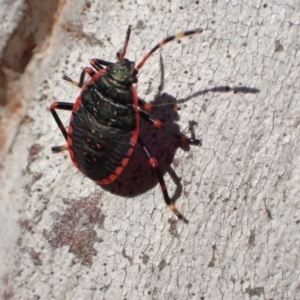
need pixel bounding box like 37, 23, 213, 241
50, 26, 203, 221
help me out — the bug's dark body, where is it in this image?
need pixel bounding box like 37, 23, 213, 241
50, 26, 203, 220
68, 60, 139, 183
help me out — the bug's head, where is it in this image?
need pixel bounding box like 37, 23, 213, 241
107, 59, 137, 84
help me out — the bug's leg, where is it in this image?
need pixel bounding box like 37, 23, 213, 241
63, 67, 95, 88
139, 108, 201, 145
52, 144, 68, 153
138, 137, 187, 222
50, 102, 73, 151
90, 58, 114, 70
138, 98, 181, 112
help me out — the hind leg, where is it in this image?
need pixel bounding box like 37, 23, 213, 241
138, 137, 188, 222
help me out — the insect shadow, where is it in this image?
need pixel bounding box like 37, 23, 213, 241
100, 55, 260, 206
100, 55, 186, 203
101, 92, 186, 202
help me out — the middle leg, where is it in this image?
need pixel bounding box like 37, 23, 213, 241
50, 102, 74, 152
139, 108, 201, 145
138, 98, 181, 112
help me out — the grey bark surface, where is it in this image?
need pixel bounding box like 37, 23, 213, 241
0, 0, 299, 299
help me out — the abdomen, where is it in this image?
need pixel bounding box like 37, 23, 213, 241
67, 85, 138, 183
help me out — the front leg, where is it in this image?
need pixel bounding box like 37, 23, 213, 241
63, 67, 95, 88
